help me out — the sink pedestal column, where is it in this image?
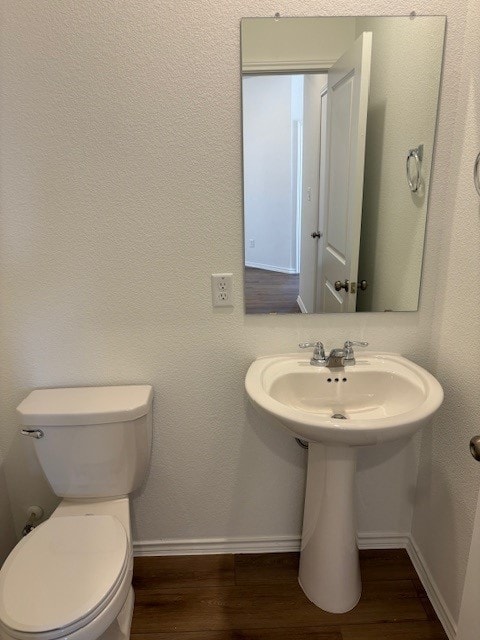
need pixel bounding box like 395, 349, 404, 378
298, 443, 361, 613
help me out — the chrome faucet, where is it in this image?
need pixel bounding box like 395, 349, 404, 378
299, 340, 368, 367
326, 348, 347, 368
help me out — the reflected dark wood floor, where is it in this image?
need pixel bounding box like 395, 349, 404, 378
131, 550, 448, 639
245, 267, 301, 314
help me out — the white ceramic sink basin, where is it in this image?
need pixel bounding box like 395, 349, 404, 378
245, 352, 444, 446
245, 350, 443, 614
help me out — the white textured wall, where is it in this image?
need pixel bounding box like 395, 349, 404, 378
411, 0, 480, 625
243, 75, 297, 273
0, 470, 15, 564
0, 0, 478, 631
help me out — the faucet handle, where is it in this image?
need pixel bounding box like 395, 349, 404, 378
344, 340, 368, 349
299, 341, 324, 349
299, 341, 325, 355
299, 341, 326, 365
344, 340, 368, 365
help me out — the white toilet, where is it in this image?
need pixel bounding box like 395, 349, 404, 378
0, 384, 153, 640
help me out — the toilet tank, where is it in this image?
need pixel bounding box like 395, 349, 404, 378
17, 385, 153, 499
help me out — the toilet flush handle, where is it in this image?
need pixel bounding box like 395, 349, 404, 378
21, 429, 44, 439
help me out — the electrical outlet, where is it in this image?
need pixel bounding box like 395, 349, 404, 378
249, 239, 255, 248
211, 273, 233, 307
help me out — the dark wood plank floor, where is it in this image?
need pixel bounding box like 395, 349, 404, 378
245, 267, 301, 314
131, 550, 448, 640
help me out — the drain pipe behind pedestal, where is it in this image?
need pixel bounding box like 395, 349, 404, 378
296, 438, 309, 450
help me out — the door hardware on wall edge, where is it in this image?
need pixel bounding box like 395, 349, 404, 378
470, 435, 480, 461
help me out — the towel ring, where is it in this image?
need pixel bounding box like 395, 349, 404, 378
406, 145, 423, 193
474, 152, 480, 197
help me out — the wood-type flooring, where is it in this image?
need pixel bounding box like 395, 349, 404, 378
244, 267, 301, 314
131, 550, 448, 640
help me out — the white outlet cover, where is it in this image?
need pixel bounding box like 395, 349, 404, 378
211, 273, 233, 307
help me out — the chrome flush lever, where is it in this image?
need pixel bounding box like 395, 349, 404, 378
21, 429, 44, 439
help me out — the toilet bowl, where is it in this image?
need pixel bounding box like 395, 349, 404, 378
0, 386, 153, 640
0, 513, 131, 640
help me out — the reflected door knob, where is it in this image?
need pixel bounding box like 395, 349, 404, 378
358, 280, 368, 291
470, 436, 480, 461
311, 231, 323, 239
334, 280, 349, 292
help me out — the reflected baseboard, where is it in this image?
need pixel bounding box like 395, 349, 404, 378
245, 261, 298, 275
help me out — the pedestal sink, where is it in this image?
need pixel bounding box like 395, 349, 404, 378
245, 351, 443, 613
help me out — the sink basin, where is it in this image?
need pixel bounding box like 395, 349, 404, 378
245, 352, 443, 446
245, 351, 443, 614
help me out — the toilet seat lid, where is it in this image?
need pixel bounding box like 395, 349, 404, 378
0, 515, 128, 634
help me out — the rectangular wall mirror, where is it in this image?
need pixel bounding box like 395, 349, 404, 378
241, 16, 446, 314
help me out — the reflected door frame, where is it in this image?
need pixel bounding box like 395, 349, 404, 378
314, 82, 329, 312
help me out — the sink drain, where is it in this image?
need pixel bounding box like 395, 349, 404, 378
331, 413, 347, 419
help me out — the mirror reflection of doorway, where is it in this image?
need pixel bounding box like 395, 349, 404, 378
242, 73, 327, 314
243, 33, 372, 315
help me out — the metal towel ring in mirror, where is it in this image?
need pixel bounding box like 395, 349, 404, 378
474, 152, 480, 197
406, 144, 424, 193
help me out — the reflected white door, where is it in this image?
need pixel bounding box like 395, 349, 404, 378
319, 32, 372, 313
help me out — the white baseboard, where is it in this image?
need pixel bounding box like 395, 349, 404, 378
133, 535, 301, 557
133, 531, 455, 640
406, 536, 457, 640
133, 531, 406, 557
357, 531, 410, 549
